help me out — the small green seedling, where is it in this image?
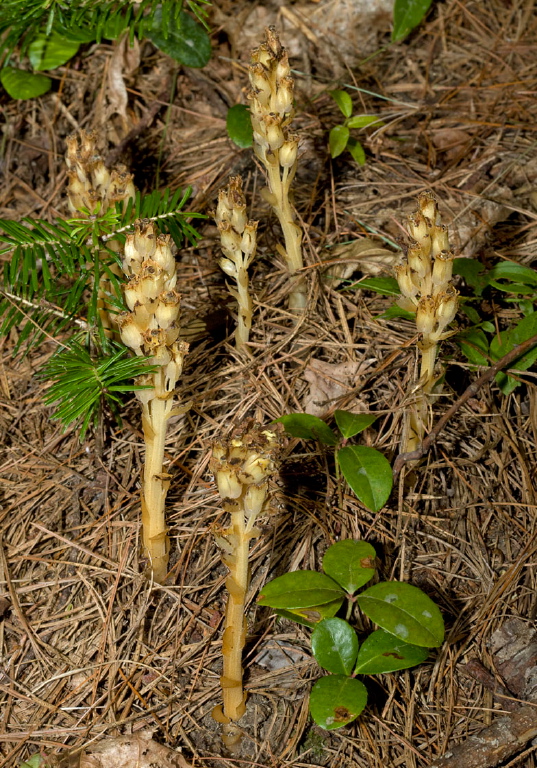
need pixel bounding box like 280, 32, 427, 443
274, 410, 392, 512
392, 0, 434, 42
328, 90, 384, 166
258, 540, 444, 730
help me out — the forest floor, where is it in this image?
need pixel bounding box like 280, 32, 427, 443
1, 0, 537, 766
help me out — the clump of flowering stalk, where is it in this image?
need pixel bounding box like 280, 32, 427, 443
395, 193, 459, 454
248, 27, 306, 310
66, 131, 135, 335
210, 424, 281, 748
115, 219, 189, 583
215, 177, 258, 352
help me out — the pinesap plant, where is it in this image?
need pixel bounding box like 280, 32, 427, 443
274, 410, 392, 512
258, 540, 444, 730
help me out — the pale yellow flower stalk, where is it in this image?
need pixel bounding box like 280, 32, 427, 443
116, 219, 188, 583
215, 176, 258, 352
248, 27, 306, 310
66, 131, 135, 335
210, 424, 281, 748
394, 193, 459, 454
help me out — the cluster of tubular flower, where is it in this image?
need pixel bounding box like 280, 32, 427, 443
248, 27, 305, 310
66, 131, 135, 335
210, 424, 281, 748
215, 176, 258, 352
115, 219, 189, 583
395, 193, 459, 453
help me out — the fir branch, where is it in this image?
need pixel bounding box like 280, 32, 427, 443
40, 340, 158, 439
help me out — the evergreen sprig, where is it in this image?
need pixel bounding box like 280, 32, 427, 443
0, 0, 210, 62
40, 340, 159, 439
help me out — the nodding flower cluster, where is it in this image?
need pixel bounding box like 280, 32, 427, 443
66, 130, 135, 215
215, 176, 258, 351
115, 219, 188, 583
248, 27, 305, 308
395, 193, 458, 353
210, 424, 281, 748
116, 219, 187, 401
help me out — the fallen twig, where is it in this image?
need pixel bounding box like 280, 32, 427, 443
393, 332, 537, 478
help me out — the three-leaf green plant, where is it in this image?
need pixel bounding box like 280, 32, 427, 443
328, 90, 384, 166
258, 540, 444, 730
0, 0, 211, 100
274, 410, 392, 512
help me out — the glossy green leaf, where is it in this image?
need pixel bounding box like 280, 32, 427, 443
456, 327, 489, 366
334, 411, 377, 439
347, 276, 400, 295
310, 675, 367, 730
148, 9, 211, 68
378, 303, 416, 321
392, 0, 433, 42
258, 571, 345, 611
346, 137, 366, 165
488, 261, 537, 288
20, 756, 43, 768
356, 582, 444, 647
329, 89, 353, 118
337, 446, 392, 512
354, 628, 429, 674
274, 599, 343, 628
273, 413, 338, 446
28, 31, 79, 70
329, 125, 350, 159
322, 540, 376, 593
0, 67, 51, 99
226, 104, 253, 148
312, 618, 359, 675
490, 312, 537, 394
346, 115, 384, 129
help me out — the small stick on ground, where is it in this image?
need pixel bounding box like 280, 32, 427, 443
393, 332, 537, 478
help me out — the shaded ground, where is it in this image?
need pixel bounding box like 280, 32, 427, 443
1, 1, 537, 767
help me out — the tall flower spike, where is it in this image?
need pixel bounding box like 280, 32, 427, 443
66, 131, 135, 337
116, 219, 189, 583
248, 28, 306, 310
394, 193, 459, 455
210, 423, 282, 748
215, 177, 258, 352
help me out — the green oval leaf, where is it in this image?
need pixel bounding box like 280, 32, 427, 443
310, 675, 367, 730
329, 125, 350, 159
28, 31, 80, 70
488, 260, 537, 287
258, 571, 345, 611
322, 540, 376, 593
392, 0, 433, 42
226, 104, 253, 148
336, 445, 392, 512
356, 582, 444, 647
0, 67, 51, 99
490, 312, 537, 394
312, 618, 359, 675
148, 9, 211, 68
329, 89, 353, 118
334, 411, 377, 440
354, 628, 429, 674
273, 413, 338, 446
456, 327, 490, 366
346, 115, 384, 129
346, 137, 366, 165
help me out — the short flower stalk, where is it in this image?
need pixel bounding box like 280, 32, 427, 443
249, 27, 306, 310
210, 424, 281, 748
116, 219, 189, 583
215, 177, 258, 352
395, 193, 459, 454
